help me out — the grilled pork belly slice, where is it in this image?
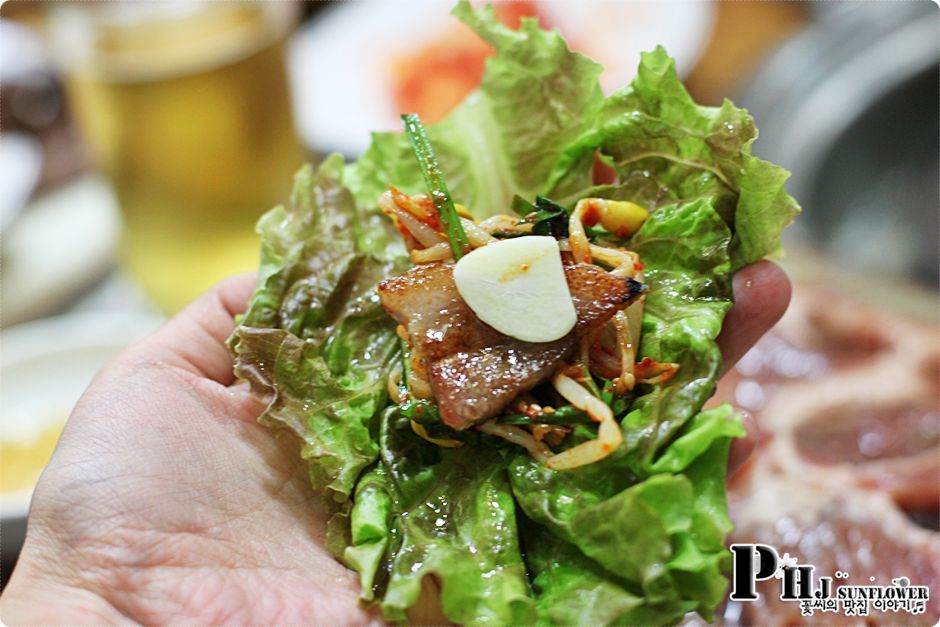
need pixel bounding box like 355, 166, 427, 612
378, 260, 644, 430
377, 261, 505, 367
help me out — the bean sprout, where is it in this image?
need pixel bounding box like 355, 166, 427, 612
479, 421, 552, 463
590, 244, 639, 278
388, 364, 403, 402
460, 217, 498, 248
613, 310, 636, 392
568, 200, 592, 263
411, 242, 454, 264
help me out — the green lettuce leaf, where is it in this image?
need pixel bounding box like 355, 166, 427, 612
230, 158, 404, 505
622, 197, 733, 465
549, 46, 800, 269
525, 525, 675, 626
368, 409, 536, 624
514, 406, 743, 625
344, 464, 391, 601
507, 198, 740, 622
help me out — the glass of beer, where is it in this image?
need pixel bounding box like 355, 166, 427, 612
49, 2, 307, 312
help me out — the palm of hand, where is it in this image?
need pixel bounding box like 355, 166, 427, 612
2, 277, 375, 624
2, 263, 788, 623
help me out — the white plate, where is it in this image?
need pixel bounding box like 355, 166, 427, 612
0, 133, 43, 230
1, 175, 122, 326
289, 0, 714, 155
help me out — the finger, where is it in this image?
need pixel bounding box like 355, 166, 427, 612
138, 273, 258, 384
717, 260, 791, 377
727, 410, 759, 478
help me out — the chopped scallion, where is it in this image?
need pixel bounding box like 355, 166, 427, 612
402, 114, 471, 259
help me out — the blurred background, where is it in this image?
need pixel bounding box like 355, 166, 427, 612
1, 1, 936, 618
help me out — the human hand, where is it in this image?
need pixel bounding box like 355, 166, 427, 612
0, 275, 379, 624
0, 263, 789, 623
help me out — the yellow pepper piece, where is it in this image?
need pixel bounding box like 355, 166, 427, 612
411, 420, 464, 448
585, 198, 649, 238
454, 203, 475, 221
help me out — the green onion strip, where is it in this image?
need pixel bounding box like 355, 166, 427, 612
401, 113, 471, 259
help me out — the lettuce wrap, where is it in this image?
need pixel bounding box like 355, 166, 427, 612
229, 2, 799, 623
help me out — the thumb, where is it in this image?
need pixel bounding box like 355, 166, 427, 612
134, 273, 258, 385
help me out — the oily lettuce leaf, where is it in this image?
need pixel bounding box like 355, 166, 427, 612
548, 46, 800, 269
511, 407, 742, 626
230, 157, 404, 505
345, 409, 536, 624
513, 402, 742, 624
622, 197, 733, 465
344, 464, 391, 601
525, 528, 658, 626
509, 198, 741, 623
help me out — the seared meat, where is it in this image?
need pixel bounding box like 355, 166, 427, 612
432, 265, 643, 429
379, 261, 644, 430
377, 262, 505, 368
565, 264, 646, 334
431, 341, 571, 429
